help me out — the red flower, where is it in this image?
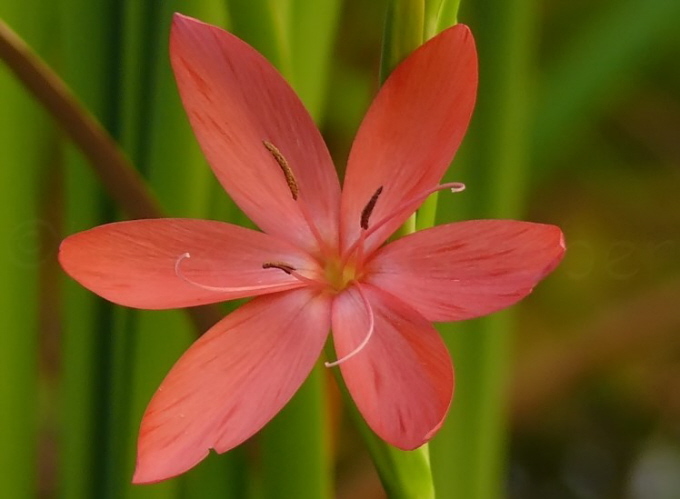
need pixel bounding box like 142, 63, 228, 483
59, 14, 564, 483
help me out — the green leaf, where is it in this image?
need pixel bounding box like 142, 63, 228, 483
225, 0, 293, 79
424, 0, 461, 37
533, 0, 680, 168
382, 0, 424, 238
430, 0, 537, 497
257, 2, 341, 496
326, 350, 435, 499
57, 1, 119, 496
260, 367, 332, 499
0, 4, 56, 498
381, 0, 424, 83
287, 0, 342, 120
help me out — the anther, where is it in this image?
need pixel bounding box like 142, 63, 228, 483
262, 261, 296, 274
360, 186, 383, 230
365, 181, 465, 239
262, 261, 324, 287
263, 140, 299, 200
341, 181, 466, 264
175, 253, 297, 294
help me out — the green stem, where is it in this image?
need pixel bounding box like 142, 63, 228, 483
233, 2, 338, 497
381, 0, 424, 83
288, 0, 341, 120
325, 345, 435, 499
430, 0, 537, 497
370, 4, 451, 497
424, 0, 461, 35
381, 0, 423, 239
225, 0, 293, 79
418, 0, 464, 231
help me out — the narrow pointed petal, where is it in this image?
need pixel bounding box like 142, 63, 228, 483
133, 288, 331, 483
170, 14, 341, 251
59, 219, 315, 309
340, 24, 477, 251
331, 285, 453, 449
367, 220, 565, 322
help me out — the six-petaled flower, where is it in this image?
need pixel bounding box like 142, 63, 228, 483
59, 14, 565, 484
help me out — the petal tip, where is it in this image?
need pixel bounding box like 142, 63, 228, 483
131, 466, 155, 486
132, 444, 209, 485
558, 228, 567, 251
172, 12, 196, 26
170, 13, 211, 44
132, 459, 164, 485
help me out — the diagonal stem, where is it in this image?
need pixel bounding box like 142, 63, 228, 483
0, 18, 161, 220
0, 18, 222, 333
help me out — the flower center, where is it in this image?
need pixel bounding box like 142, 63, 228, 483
324, 256, 361, 292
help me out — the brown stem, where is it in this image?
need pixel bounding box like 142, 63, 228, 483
0, 18, 161, 220
0, 18, 222, 333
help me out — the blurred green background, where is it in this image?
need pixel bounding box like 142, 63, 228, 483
1, 0, 679, 498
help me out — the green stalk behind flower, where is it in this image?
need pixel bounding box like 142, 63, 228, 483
430, 0, 536, 497
227, 1, 341, 497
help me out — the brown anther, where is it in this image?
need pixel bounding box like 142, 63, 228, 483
360, 186, 384, 229
263, 140, 299, 200
262, 262, 296, 274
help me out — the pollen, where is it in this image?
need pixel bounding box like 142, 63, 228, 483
262, 261, 296, 274
324, 257, 361, 292
263, 140, 299, 200
360, 186, 383, 229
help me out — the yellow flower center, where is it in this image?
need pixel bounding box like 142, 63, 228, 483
324, 256, 361, 292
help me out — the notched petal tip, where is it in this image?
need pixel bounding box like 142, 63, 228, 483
131, 290, 331, 483
132, 456, 201, 485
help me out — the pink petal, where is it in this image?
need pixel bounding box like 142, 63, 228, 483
367, 220, 565, 322
59, 219, 315, 309
133, 288, 331, 483
331, 284, 453, 449
170, 14, 341, 251
340, 24, 477, 252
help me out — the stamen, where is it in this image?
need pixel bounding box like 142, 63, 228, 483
263, 140, 299, 200
175, 253, 296, 293
365, 182, 466, 239
262, 261, 324, 287
360, 186, 383, 229
262, 140, 331, 256
262, 261, 295, 274
325, 284, 375, 368
343, 181, 466, 262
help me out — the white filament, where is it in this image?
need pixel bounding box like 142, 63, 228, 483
364, 181, 466, 240
325, 284, 375, 368
286, 268, 325, 287
342, 181, 466, 263
175, 252, 287, 294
